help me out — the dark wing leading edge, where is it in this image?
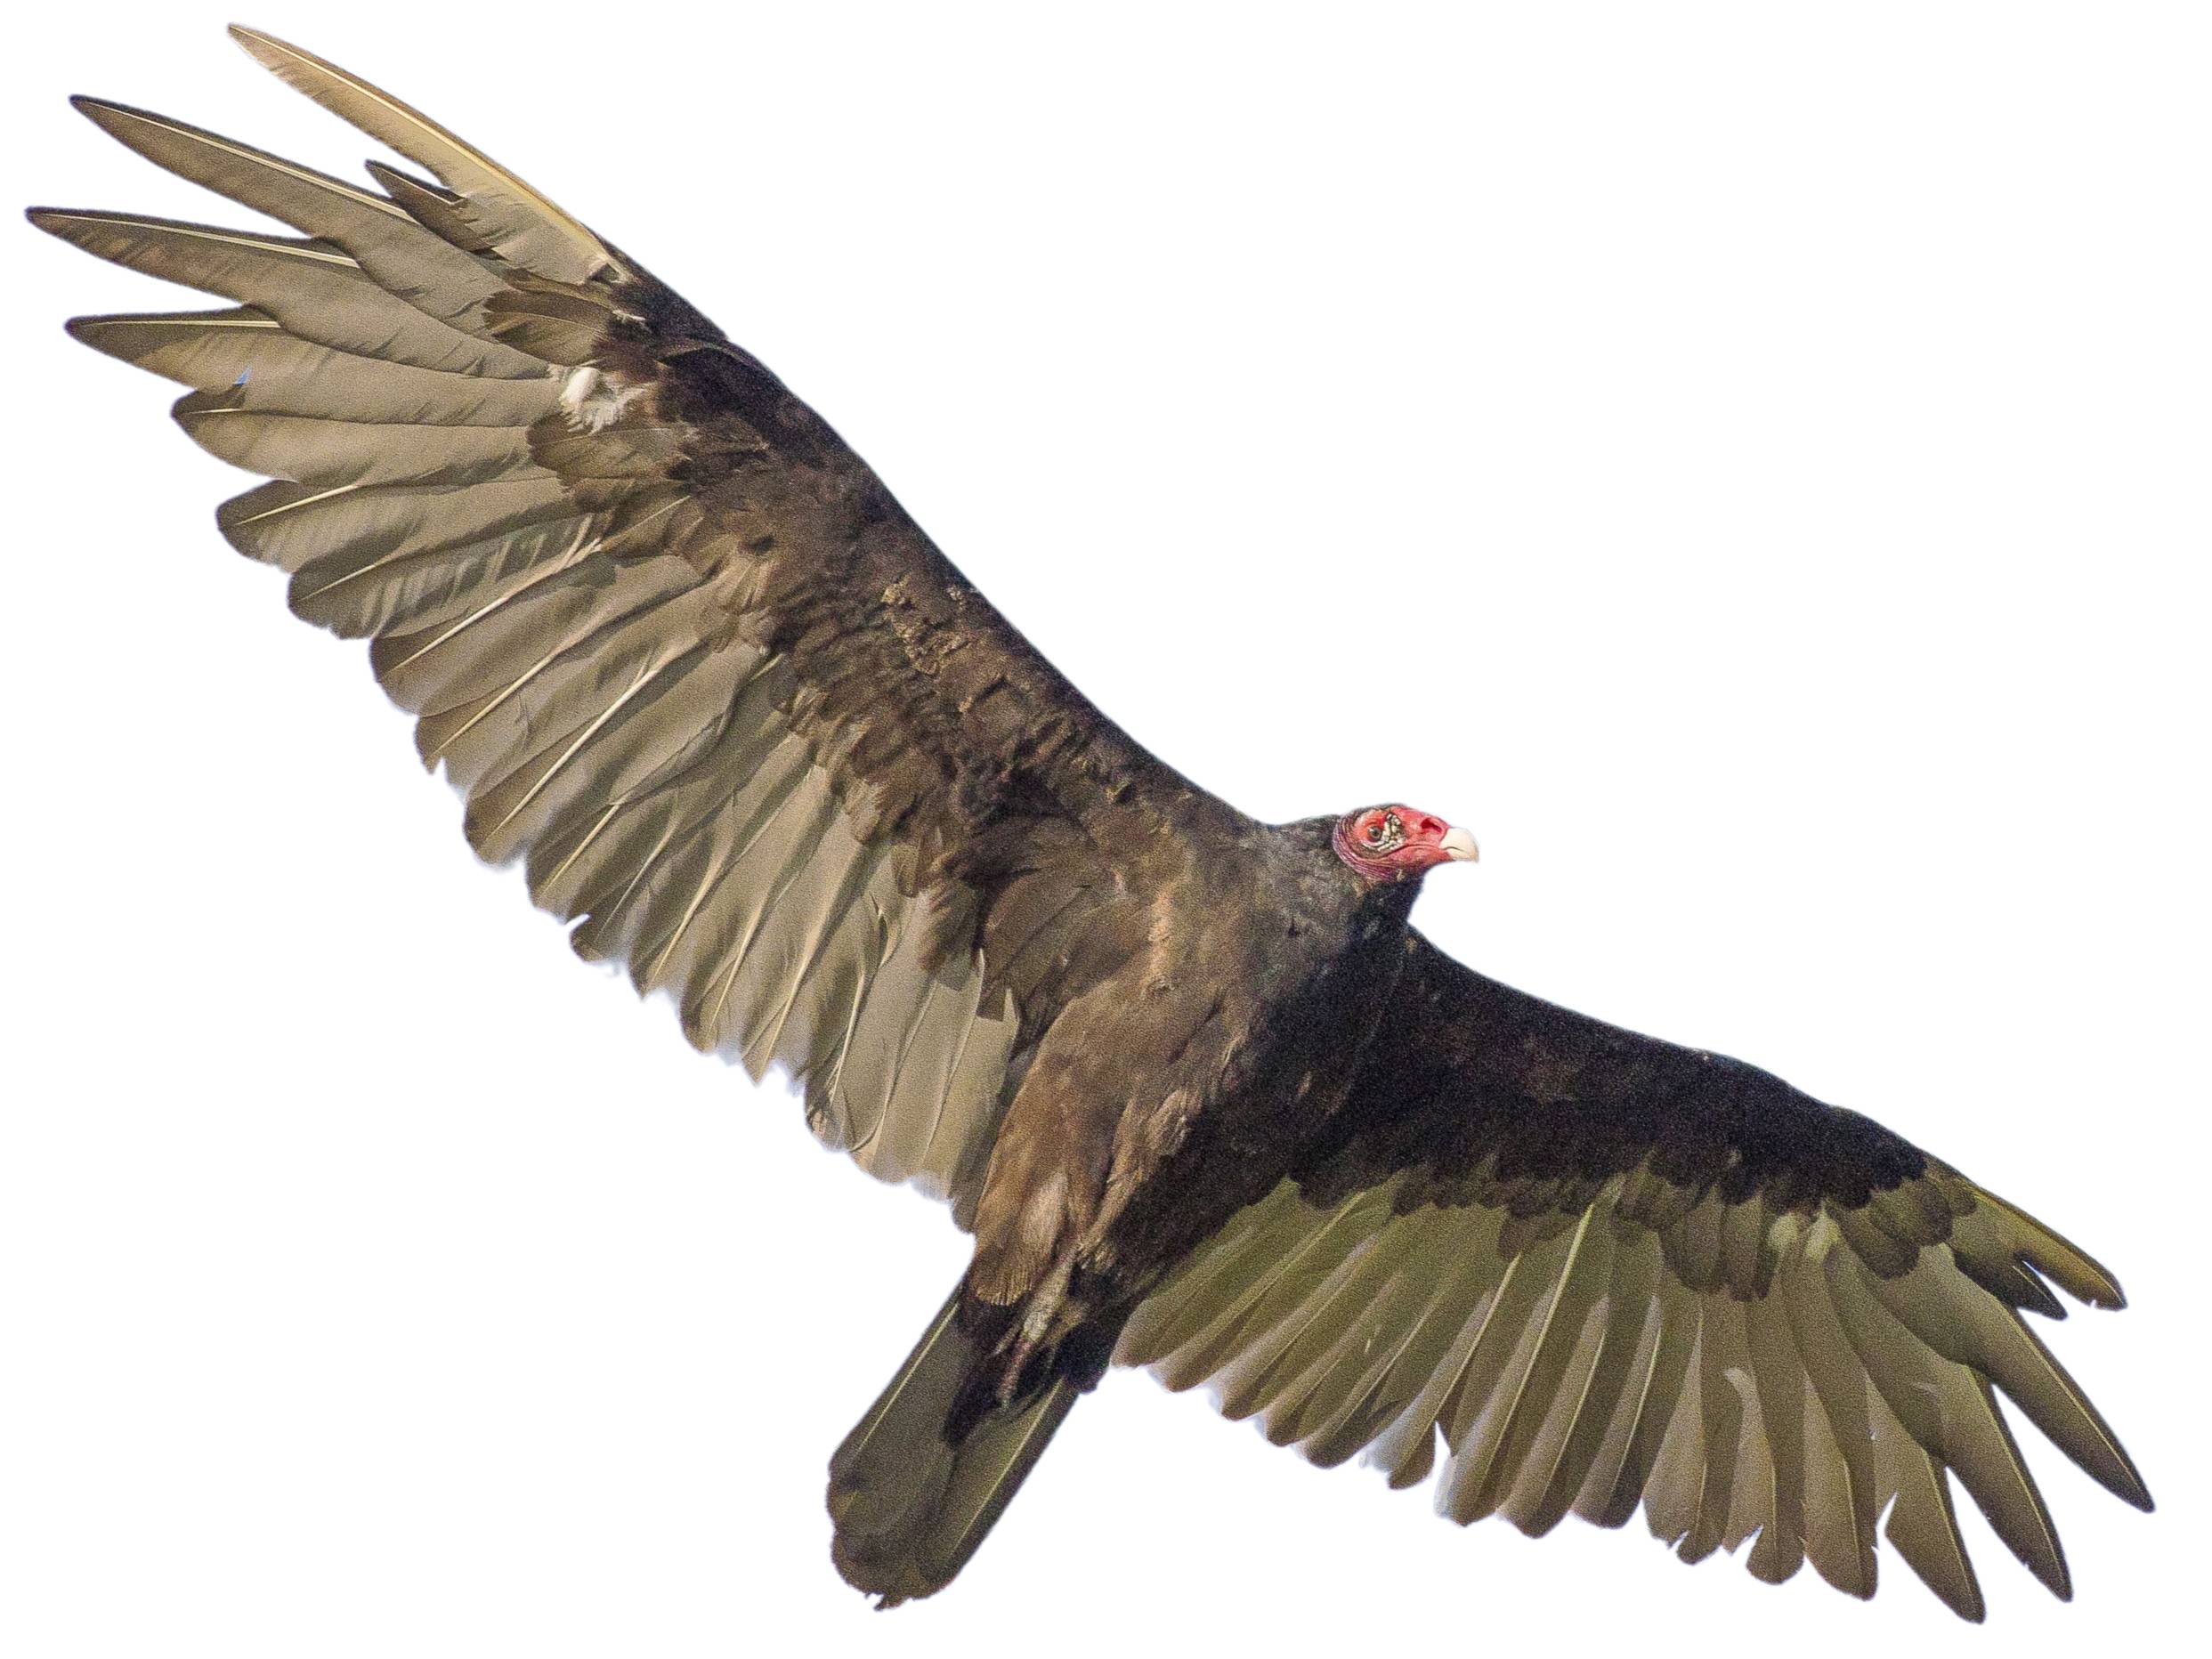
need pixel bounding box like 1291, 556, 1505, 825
1119, 933, 2150, 1620
34, 28, 1223, 1220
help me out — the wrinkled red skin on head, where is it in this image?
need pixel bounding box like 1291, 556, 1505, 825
1332, 805, 1456, 883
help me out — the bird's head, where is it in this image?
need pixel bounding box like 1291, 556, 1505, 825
1331, 804, 1479, 885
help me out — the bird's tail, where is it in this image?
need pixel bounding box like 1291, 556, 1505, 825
827, 1290, 1078, 1606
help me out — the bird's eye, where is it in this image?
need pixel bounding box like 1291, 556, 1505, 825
1359, 811, 1403, 854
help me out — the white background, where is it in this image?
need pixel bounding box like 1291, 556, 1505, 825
4, 4, 2206, 1655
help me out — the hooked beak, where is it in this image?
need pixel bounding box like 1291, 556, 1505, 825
1439, 824, 1479, 863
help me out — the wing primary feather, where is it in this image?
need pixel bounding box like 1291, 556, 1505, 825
67, 96, 514, 335
1868, 1381, 1988, 1621
1862, 1248, 2151, 1510
228, 26, 617, 287
1779, 1234, 1880, 1597
1827, 1247, 2070, 1599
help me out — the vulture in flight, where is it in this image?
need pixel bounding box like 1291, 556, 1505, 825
34, 27, 2151, 1619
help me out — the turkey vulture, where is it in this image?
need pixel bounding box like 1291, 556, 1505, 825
32, 26, 2151, 1620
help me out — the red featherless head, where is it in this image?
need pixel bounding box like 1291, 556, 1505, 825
1332, 805, 1479, 883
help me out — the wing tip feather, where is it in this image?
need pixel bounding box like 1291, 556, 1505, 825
67, 93, 160, 133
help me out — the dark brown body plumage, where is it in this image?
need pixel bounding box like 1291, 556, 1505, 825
966, 819, 1422, 1403
37, 28, 2151, 1623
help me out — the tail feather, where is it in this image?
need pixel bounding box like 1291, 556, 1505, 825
828, 1292, 1078, 1606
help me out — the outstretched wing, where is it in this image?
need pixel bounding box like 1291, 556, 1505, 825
1119, 932, 2150, 1620
34, 28, 1227, 1220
